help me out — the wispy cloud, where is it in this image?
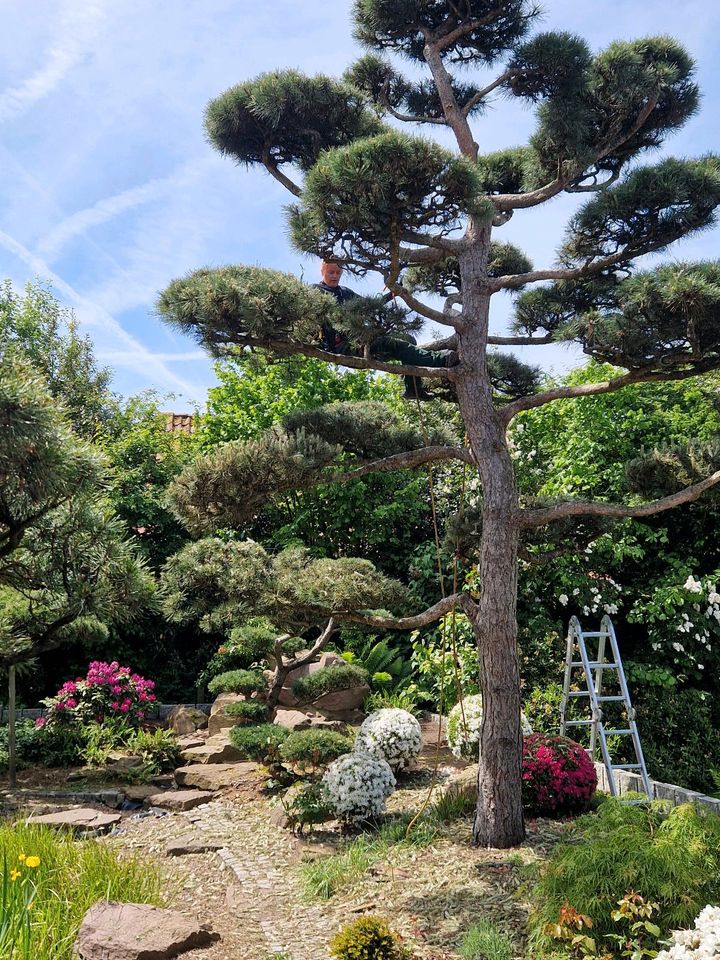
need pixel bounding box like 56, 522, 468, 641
37, 159, 214, 260
0, 0, 108, 124
0, 229, 205, 402
96, 350, 207, 364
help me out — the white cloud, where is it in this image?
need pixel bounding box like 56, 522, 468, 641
0, 229, 205, 402
0, 0, 108, 123
37, 158, 214, 260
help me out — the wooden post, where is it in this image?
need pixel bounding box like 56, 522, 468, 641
8, 665, 16, 789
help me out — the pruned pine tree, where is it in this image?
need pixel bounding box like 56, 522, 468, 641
157, 2, 720, 847
0, 359, 153, 782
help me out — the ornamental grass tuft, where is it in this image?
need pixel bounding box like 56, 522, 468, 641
0, 823, 165, 960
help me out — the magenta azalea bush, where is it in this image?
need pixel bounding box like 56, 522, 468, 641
522, 733, 597, 818
39, 661, 157, 728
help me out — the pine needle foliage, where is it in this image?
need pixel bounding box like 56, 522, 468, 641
405, 243, 533, 294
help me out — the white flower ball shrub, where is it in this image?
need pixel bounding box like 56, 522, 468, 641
321, 752, 396, 823
447, 694, 533, 760
354, 708, 423, 771
655, 905, 720, 959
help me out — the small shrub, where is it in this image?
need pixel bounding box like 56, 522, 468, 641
458, 919, 513, 960
354, 708, 422, 771
0, 720, 83, 772
448, 694, 532, 760
229, 723, 289, 761
364, 688, 421, 716
522, 733, 597, 817
223, 700, 269, 724
527, 798, 720, 953
279, 730, 353, 770
292, 664, 368, 703
127, 727, 181, 774
329, 916, 411, 960
282, 781, 335, 832
208, 669, 266, 697
41, 661, 156, 729
322, 752, 395, 824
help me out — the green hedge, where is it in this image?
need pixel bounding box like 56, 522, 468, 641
292, 664, 368, 703
223, 700, 269, 724
208, 669, 266, 697
279, 729, 353, 767
229, 723, 289, 761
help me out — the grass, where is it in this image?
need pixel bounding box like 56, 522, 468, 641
0, 823, 166, 959
458, 919, 514, 960
299, 815, 437, 900
429, 784, 476, 823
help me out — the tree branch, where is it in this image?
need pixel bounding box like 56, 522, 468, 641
461, 69, 519, 116
341, 592, 477, 630
334, 446, 474, 483
386, 278, 463, 328
261, 149, 302, 198
520, 471, 720, 528
501, 361, 720, 423
422, 42, 478, 159
487, 334, 553, 346
386, 102, 448, 126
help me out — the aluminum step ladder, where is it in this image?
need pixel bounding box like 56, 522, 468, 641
560, 614, 652, 799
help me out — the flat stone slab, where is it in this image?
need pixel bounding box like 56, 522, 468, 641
165, 836, 224, 857
26, 807, 121, 835
74, 901, 219, 959
174, 762, 258, 792
147, 789, 214, 812
180, 735, 244, 765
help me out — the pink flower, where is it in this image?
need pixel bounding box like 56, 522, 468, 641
35, 717, 47, 728
65, 698, 77, 709
120, 703, 130, 713
110, 701, 119, 710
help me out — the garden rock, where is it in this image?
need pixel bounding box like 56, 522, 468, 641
27, 807, 121, 835
278, 651, 345, 707
273, 708, 349, 734
74, 901, 219, 959
123, 785, 159, 803
174, 762, 258, 792
180, 734, 244, 764
311, 684, 370, 715
146, 789, 214, 811
209, 691, 244, 717
175, 733, 207, 751
106, 752, 144, 774
166, 705, 208, 735
165, 836, 224, 856
446, 763, 478, 801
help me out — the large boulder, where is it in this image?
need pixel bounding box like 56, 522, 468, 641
174, 762, 259, 792
74, 902, 219, 959
180, 734, 244, 764
273, 708, 350, 734
311, 685, 370, 716
209, 692, 243, 717
166, 705, 208, 735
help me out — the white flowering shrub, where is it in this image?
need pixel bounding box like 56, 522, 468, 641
447, 694, 533, 760
322, 752, 396, 823
655, 904, 720, 959
354, 708, 423, 771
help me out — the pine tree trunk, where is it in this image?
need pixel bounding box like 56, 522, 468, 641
457, 237, 526, 848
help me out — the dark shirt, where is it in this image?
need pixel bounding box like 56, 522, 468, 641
313, 282, 357, 352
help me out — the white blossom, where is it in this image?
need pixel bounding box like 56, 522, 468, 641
322, 753, 395, 823
655, 904, 720, 959
447, 694, 532, 760
354, 708, 422, 771
558, 594, 569, 606
684, 575, 703, 594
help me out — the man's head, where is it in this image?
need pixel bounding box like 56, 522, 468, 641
320, 260, 343, 287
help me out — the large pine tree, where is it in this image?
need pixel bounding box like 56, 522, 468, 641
158, 2, 720, 847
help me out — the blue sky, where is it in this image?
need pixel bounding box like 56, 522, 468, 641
1, 0, 719, 408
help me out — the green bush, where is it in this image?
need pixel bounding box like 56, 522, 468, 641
223, 700, 269, 724
458, 919, 513, 960
279, 729, 353, 769
527, 798, 720, 954
0, 720, 83, 771
282, 781, 335, 831
207, 669, 267, 697
292, 664, 368, 703
229, 723, 289, 761
329, 916, 410, 960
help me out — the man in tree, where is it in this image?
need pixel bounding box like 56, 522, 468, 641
158, 3, 720, 847
314, 259, 457, 399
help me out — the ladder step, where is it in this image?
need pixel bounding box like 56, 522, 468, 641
564, 720, 595, 726
610, 764, 642, 770
571, 661, 618, 669
604, 729, 632, 736
567, 691, 590, 697
579, 631, 607, 636
597, 695, 626, 702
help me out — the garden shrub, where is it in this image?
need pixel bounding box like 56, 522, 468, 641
354, 708, 422, 771
329, 916, 411, 960
279, 729, 353, 770
229, 722, 289, 761
207, 668, 266, 697
223, 700, 269, 724
282, 781, 335, 831
0, 822, 164, 960
322, 752, 395, 823
522, 733, 597, 818
447, 694, 532, 760
0, 720, 83, 771
41, 661, 156, 728
527, 798, 720, 954
292, 663, 368, 703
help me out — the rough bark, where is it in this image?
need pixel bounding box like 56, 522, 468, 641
456, 234, 526, 848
